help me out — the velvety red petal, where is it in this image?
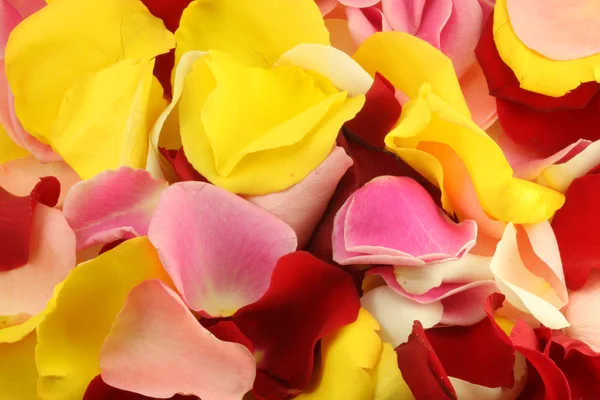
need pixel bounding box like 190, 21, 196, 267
426, 293, 515, 389
83, 375, 195, 400
395, 321, 457, 400
0, 176, 60, 271
232, 251, 360, 389
343, 72, 402, 148
552, 174, 600, 290
510, 321, 571, 400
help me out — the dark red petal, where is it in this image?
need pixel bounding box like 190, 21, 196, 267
344, 72, 402, 148
0, 176, 60, 271
233, 251, 360, 389
252, 371, 300, 400
510, 321, 571, 400
206, 321, 254, 353
83, 375, 195, 400
552, 174, 600, 290
426, 293, 515, 388
99, 239, 128, 255
395, 321, 457, 400
158, 147, 207, 183
154, 51, 176, 98
476, 12, 600, 111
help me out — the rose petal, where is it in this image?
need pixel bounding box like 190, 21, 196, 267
0, 332, 37, 400
459, 61, 497, 130
247, 146, 353, 248
62, 167, 167, 251
564, 270, 600, 352
324, 18, 358, 55
84, 375, 195, 400
100, 280, 256, 400
346, 6, 392, 45
233, 251, 361, 389
148, 182, 297, 317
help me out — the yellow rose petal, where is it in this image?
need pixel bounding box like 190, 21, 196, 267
494, 0, 600, 97
371, 343, 414, 400
5, 0, 174, 138
298, 308, 382, 400
49, 59, 157, 179
175, 0, 329, 67
0, 333, 38, 400
386, 84, 564, 224
36, 237, 171, 400
0, 124, 28, 164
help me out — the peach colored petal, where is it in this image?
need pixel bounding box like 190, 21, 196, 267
248, 146, 352, 248
62, 167, 167, 250
565, 269, 600, 352
460, 61, 497, 130
315, 0, 338, 15
100, 279, 256, 400
324, 18, 359, 56
506, 0, 600, 61
0, 156, 79, 206
0, 204, 75, 315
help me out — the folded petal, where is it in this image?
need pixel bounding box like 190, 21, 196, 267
247, 146, 353, 248
175, 0, 329, 67
63, 167, 167, 250
233, 251, 361, 389
100, 280, 256, 399
36, 237, 171, 400
148, 182, 297, 317
0, 332, 37, 400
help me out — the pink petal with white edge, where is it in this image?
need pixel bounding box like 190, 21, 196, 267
63, 167, 167, 250
332, 176, 477, 266
148, 182, 298, 317
507, 0, 600, 61
460, 61, 497, 130
361, 285, 443, 347
565, 269, 600, 352
0, 156, 79, 207
490, 223, 569, 329
100, 279, 256, 400
0, 204, 75, 315
247, 146, 352, 248
370, 266, 497, 325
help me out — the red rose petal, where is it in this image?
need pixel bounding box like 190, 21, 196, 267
83, 375, 195, 400
395, 321, 457, 400
510, 321, 571, 400
233, 251, 361, 389
426, 293, 515, 389
0, 176, 60, 271
159, 147, 207, 183
344, 72, 402, 148
552, 174, 600, 290
207, 321, 254, 353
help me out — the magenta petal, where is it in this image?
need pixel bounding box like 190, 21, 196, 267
333, 176, 477, 266
247, 146, 353, 249
100, 280, 256, 400
63, 167, 168, 251
148, 182, 298, 317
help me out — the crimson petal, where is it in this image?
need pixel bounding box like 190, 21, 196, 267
159, 147, 206, 183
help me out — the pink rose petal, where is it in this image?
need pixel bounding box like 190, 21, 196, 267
247, 146, 352, 248
346, 6, 393, 45
460, 61, 497, 130
565, 269, 600, 353
63, 167, 168, 251
333, 176, 477, 266
0, 204, 75, 316
148, 182, 298, 317
100, 279, 256, 400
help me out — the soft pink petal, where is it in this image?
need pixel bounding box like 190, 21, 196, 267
565, 269, 600, 352
346, 6, 392, 45
0, 156, 80, 206
340, 0, 380, 6
325, 18, 359, 55
460, 61, 497, 130
100, 279, 256, 400
0, 204, 75, 315
5, 0, 45, 18
63, 167, 167, 250
247, 146, 352, 248
332, 176, 477, 266
147, 182, 298, 317
507, 0, 600, 61
382, 0, 428, 35
315, 0, 338, 15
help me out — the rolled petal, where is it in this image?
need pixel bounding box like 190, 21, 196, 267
361, 285, 443, 347
247, 146, 353, 248
36, 237, 171, 400
233, 251, 361, 389
63, 167, 168, 250
100, 280, 256, 399
148, 182, 297, 317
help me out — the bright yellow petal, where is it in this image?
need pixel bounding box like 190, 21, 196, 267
5, 0, 174, 138
371, 343, 414, 400
36, 237, 171, 400
298, 308, 382, 400
353, 32, 470, 117
49, 59, 157, 179
0, 124, 29, 164
494, 0, 600, 97
175, 0, 329, 67
385, 84, 565, 224
0, 332, 38, 400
